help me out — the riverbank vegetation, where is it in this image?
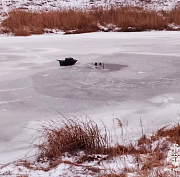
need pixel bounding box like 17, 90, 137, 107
1, 7, 180, 36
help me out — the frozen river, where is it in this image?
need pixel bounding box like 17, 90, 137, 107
0, 31, 180, 163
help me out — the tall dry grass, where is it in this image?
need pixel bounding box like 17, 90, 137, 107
166, 7, 180, 25
153, 123, 180, 144
2, 10, 99, 36
95, 7, 167, 31
36, 117, 140, 163
8, 117, 178, 176
36, 117, 110, 161
2, 7, 180, 36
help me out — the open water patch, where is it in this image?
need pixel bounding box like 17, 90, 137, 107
88, 63, 128, 72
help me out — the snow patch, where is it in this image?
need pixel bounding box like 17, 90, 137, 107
149, 95, 174, 105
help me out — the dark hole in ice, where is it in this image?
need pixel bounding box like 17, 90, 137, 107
92, 63, 128, 71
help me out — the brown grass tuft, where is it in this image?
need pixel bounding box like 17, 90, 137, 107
36, 117, 109, 161
153, 123, 180, 145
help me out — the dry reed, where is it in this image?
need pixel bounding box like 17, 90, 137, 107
153, 123, 180, 145
7, 118, 180, 176
36, 117, 109, 161
2, 7, 180, 36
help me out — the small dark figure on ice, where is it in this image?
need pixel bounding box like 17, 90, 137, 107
95, 62, 104, 69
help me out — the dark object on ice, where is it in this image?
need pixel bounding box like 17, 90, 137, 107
95, 62, 104, 69
92, 63, 127, 71
57, 57, 78, 66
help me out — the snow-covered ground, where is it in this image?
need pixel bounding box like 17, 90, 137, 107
0, 31, 180, 168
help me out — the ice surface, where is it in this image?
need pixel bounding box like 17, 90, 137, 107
0, 31, 180, 164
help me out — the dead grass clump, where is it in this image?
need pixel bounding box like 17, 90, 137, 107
37, 117, 109, 161
138, 135, 152, 146
96, 7, 167, 31
166, 7, 180, 25
136, 135, 153, 154
154, 124, 180, 145
105, 144, 138, 157
136, 148, 167, 177
141, 152, 164, 171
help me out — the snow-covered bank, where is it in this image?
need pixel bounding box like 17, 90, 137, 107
0, 0, 180, 14
0, 31, 180, 167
